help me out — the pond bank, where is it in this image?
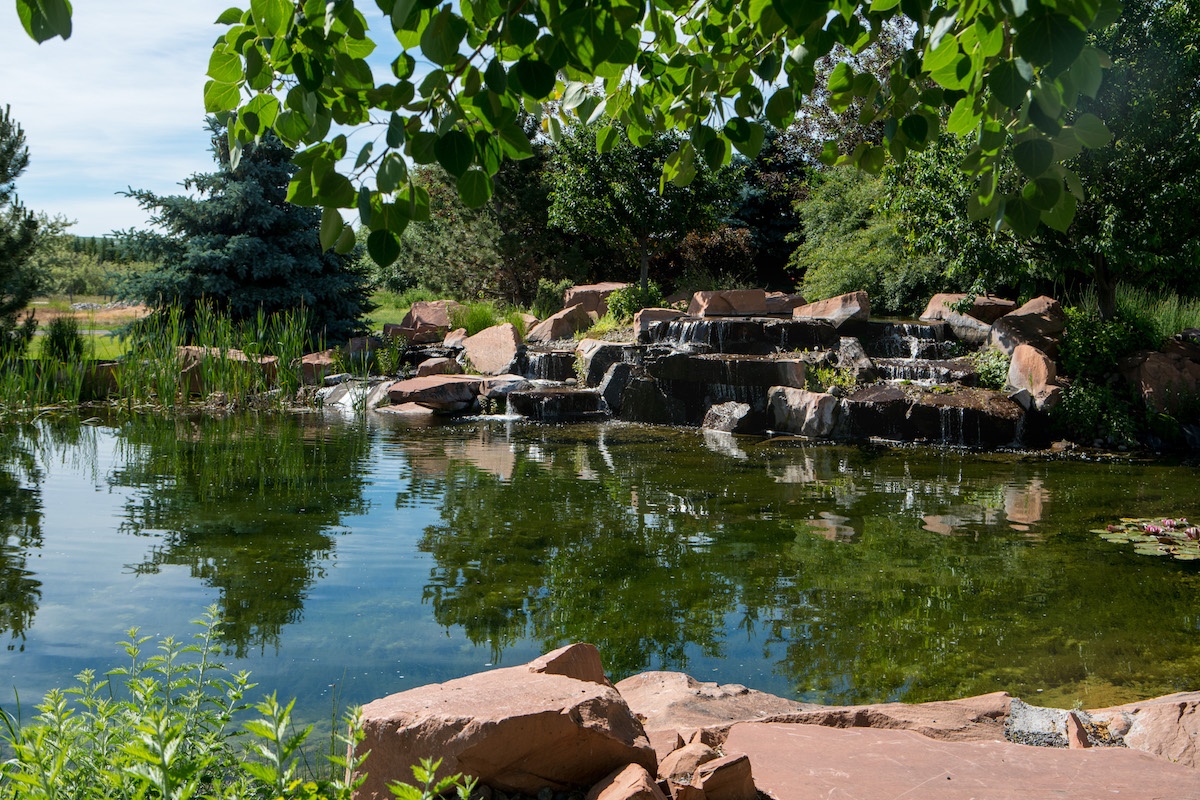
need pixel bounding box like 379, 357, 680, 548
354, 643, 1200, 800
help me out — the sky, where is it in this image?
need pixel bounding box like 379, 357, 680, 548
2, 1, 271, 236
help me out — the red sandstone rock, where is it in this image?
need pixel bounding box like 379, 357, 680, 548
688, 290, 768, 317
691, 754, 755, 800
565, 282, 629, 318
386, 375, 483, 411
989, 295, 1067, 356
1091, 691, 1200, 768
526, 642, 613, 687
479, 374, 533, 397
688, 728, 722, 748
1066, 711, 1090, 749
921, 293, 1016, 324
527, 304, 593, 343
615, 672, 808, 735
764, 291, 807, 314
414, 357, 462, 377
462, 322, 523, 375
1120, 348, 1200, 414
768, 386, 839, 437
665, 782, 705, 800
722, 721, 1200, 800
443, 327, 468, 348
385, 300, 465, 343
634, 308, 686, 343
657, 742, 719, 783
355, 654, 656, 799
585, 764, 666, 800
766, 692, 1012, 743
1006, 344, 1061, 412
301, 349, 338, 385
646, 729, 686, 763
792, 290, 870, 328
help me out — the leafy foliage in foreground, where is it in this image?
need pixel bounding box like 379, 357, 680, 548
0, 607, 364, 800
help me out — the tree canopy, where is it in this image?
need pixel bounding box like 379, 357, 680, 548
14, 0, 1121, 267
0, 104, 39, 355
119, 121, 373, 345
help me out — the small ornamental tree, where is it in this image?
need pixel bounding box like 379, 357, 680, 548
0, 104, 39, 355
119, 120, 373, 345
547, 125, 738, 292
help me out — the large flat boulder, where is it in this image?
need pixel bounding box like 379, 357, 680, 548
688, 290, 768, 317
989, 295, 1067, 356
1119, 334, 1200, 414
576, 339, 638, 386
633, 308, 685, 344
836, 384, 1025, 448
385, 300, 465, 344
764, 291, 807, 315
792, 290, 870, 328
355, 644, 656, 799
564, 282, 629, 318
462, 322, 523, 375
527, 303, 593, 343
723, 721, 1200, 800
615, 672, 809, 735
386, 374, 484, 411
921, 293, 1017, 325
1090, 691, 1200, 768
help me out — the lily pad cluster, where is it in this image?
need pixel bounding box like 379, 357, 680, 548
1094, 518, 1200, 561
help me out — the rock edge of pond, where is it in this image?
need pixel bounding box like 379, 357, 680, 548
351, 643, 1199, 800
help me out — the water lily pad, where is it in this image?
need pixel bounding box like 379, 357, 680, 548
1174, 553, 1200, 561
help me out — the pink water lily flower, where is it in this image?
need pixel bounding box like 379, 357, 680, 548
1145, 524, 1163, 534
1185, 527, 1200, 540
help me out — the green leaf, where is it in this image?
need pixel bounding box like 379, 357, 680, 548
511, 58, 556, 99
1040, 191, 1077, 232
765, 89, 796, 129
859, 145, 886, 175
250, 0, 291, 37
1070, 46, 1104, 98
411, 132, 438, 164
204, 80, 242, 113
946, 98, 980, 135
16, 0, 72, 41
1004, 196, 1042, 236
987, 61, 1030, 108
484, 59, 507, 93
215, 6, 244, 25
391, 0, 418, 28
320, 206, 343, 251
293, 54, 325, 91
498, 124, 533, 160
434, 130, 474, 177
901, 115, 930, 146
317, 170, 355, 207
377, 153, 408, 193
828, 62, 853, 95
595, 125, 619, 154
458, 169, 494, 208
421, 7, 468, 66
334, 224, 357, 254
1021, 176, 1062, 210
1015, 13, 1086, 74
208, 49, 243, 84
368, 230, 402, 267
1071, 113, 1112, 149
1013, 138, 1054, 178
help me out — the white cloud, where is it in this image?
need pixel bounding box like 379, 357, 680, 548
1, 2, 231, 234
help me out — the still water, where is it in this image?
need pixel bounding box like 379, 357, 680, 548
0, 413, 1198, 723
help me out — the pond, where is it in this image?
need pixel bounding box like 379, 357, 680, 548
0, 413, 1198, 726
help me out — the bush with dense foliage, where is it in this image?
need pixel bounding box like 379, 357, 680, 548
606, 282, 664, 322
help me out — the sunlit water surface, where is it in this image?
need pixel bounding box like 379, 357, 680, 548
1, 413, 1198, 726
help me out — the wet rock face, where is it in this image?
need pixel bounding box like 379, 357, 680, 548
618, 377, 686, 425
508, 387, 606, 422
646, 353, 806, 425
640, 317, 839, 354
768, 387, 839, 438
702, 401, 764, 434
386, 375, 484, 411
835, 384, 1025, 448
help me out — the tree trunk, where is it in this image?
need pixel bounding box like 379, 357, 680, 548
1093, 253, 1116, 321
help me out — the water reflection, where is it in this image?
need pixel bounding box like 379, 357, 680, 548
0, 424, 43, 649
108, 416, 372, 656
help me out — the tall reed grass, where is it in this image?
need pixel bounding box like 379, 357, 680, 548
0, 303, 320, 417
1071, 284, 1200, 345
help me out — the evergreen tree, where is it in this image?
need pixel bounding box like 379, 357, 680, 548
0, 105, 39, 355
119, 120, 373, 345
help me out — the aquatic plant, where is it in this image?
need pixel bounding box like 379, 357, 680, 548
1094, 518, 1200, 561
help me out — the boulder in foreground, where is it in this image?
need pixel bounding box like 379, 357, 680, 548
354, 643, 655, 798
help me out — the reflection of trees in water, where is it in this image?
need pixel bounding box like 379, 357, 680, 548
111, 415, 372, 656
409, 427, 1200, 704
0, 423, 44, 649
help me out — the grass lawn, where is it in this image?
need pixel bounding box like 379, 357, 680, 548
30, 333, 128, 361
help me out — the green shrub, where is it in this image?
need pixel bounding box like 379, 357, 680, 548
42, 316, 85, 363
807, 364, 857, 393
970, 348, 1010, 390
1051, 380, 1140, 446
532, 278, 573, 320
1059, 306, 1157, 381
606, 282, 663, 322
